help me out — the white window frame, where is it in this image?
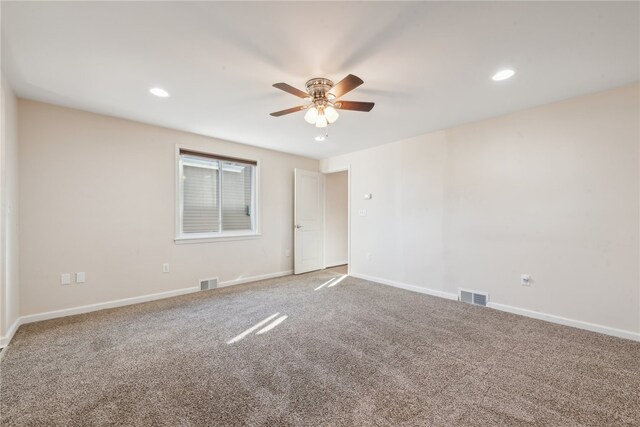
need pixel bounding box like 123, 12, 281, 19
175, 145, 261, 244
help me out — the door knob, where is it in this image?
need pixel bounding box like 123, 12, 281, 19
295, 224, 304, 229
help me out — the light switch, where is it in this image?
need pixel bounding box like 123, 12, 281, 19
162, 263, 170, 273
61, 273, 71, 286
76, 272, 86, 283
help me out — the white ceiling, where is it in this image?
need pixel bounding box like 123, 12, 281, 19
2, 2, 638, 159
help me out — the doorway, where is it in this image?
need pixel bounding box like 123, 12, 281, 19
324, 170, 349, 274
293, 168, 350, 275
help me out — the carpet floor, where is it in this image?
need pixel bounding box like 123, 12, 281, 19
1, 271, 639, 426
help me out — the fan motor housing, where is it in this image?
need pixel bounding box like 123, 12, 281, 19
305, 78, 334, 100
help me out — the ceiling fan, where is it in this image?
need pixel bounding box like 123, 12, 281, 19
270, 74, 375, 128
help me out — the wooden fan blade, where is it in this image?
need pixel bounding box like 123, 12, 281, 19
330, 74, 364, 98
273, 83, 309, 99
335, 101, 375, 112
270, 105, 307, 117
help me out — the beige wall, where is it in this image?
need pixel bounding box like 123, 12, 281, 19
14, 84, 640, 337
18, 100, 318, 316
1, 72, 20, 340
325, 171, 348, 267
321, 83, 640, 335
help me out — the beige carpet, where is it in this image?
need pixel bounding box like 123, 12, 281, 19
1, 271, 639, 426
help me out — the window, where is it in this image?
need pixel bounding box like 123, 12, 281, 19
177, 149, 258, 242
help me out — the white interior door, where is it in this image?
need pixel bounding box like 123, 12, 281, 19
294, 169, 324, 274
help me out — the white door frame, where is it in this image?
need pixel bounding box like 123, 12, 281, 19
322, 166, 351, 275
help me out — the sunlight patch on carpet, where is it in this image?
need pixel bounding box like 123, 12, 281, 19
328, 275, 348, 288
227, 312, 280, 344
256, 315, 288, 335
314, 278, 336, 291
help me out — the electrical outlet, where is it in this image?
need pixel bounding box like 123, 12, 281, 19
61, 273, 71, 286
75, 272, 86, 284
521, 274, 531, 286
358, 209, 367, 216
162, 263, 170, 273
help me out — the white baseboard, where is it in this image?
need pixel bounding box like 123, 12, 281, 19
19, 286, 201, 325
487, 302, 640, 342
2, 270, 294, 349
0, 318, 22, 348
349, 271, 640, 342
350, 272, 459, 301
218, 270, 292, 288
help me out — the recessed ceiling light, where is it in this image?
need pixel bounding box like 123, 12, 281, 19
149, 87, 170, 97
314, 135, 327, 142
492, 69, 515, 81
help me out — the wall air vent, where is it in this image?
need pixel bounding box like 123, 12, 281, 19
200, 277, 218, 291
459, 289, 488, 307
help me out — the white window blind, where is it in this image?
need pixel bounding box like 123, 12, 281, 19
179, 150, 256, 237
221, 162, 253, 231
182, 158, 219, 233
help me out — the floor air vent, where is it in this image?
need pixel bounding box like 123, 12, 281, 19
459, 289, 488, 307
200, 277, 218, 291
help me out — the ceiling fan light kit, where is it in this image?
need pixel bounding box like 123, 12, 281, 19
304, 107, 318, 124
270, 74, 375, 129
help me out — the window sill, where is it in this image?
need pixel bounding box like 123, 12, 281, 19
175, 233, 262, 244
